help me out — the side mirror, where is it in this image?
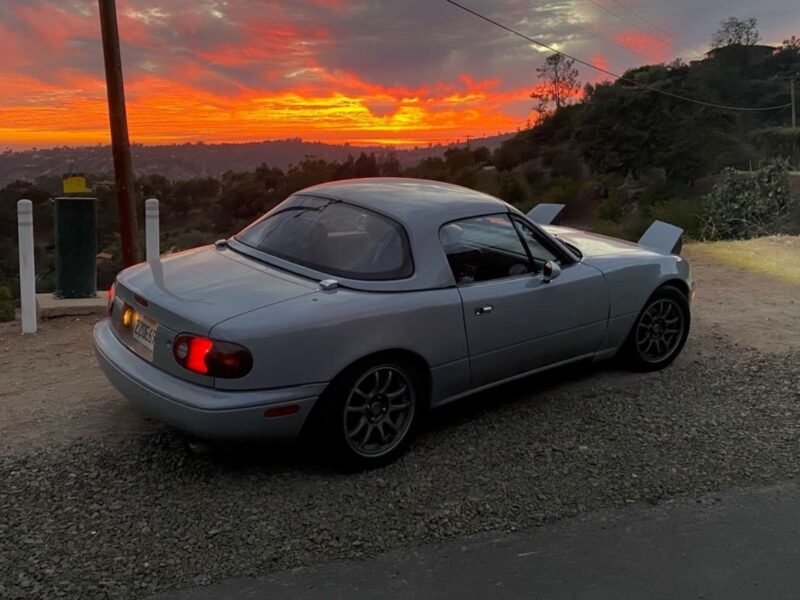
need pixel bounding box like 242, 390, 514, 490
542, 260, 562, 283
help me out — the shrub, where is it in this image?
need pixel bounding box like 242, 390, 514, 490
649, 198, 706, 239
523, 166, 545, 188
540, 179, 584, 205
750, 128, 800, 168
596, 196, 624, 223
703, 158, 793, 240
0, 285, 14, 322
497, 172, 528, 206
549, 152, 583, 179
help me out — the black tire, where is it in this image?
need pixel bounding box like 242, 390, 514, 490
625, 285, 690, 372
319, 357, 425, 471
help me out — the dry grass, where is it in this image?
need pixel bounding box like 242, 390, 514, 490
687, 236, 800, 285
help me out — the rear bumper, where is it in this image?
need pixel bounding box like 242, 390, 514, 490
93, 319, 326, 441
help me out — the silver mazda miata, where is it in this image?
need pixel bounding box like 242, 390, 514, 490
95, 178, 693, 468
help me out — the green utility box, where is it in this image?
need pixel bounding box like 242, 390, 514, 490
54, 196, 97, 298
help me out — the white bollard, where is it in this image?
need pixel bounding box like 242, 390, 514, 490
17, 200, 37, 334
145, 198, 160, 262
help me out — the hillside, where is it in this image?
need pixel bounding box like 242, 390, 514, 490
494, 43, 800, 182
0, 133, 513, 186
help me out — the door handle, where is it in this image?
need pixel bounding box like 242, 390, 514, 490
475, 305, 494, 316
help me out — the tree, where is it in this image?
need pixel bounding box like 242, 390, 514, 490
711, 17, 761, 48
782, 35, 800, 51
352, 152, 379, 178
378, 153, 401, 176
172, 177, 220, 214
530, 53, 581, 115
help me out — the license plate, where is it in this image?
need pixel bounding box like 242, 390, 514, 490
132, 312, 158, 354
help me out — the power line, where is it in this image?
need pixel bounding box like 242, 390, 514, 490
525, 0, 774, 88
586, 0, 703, 61
444, 0, 792, 112
575, 21, 657, 62
520, 0, 657, 64
605, 0, 708, 60
761, 105, 789, 127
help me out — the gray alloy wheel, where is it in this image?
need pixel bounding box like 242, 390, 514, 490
627, 285, 690, 371
342, 365, 416, 459
635, 298, 685, 363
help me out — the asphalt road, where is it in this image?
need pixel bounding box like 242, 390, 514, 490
152, 483, 800, 600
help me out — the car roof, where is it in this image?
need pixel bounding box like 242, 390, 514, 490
297, 178, 509, 227
243, 177, 518, 293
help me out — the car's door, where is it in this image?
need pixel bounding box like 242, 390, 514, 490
440, 213, 609, 388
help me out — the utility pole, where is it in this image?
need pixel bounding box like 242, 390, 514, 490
99, 0, 139, 267
791, 78, 796, 129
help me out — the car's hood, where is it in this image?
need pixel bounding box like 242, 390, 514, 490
543, 225, 644, 257
117, 246, 318, 333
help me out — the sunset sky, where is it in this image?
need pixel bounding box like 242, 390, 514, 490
0, 0, 797, 150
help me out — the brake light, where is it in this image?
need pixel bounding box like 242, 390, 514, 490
173, 334, 253, 378
106, 282, 116, 316
186, 337, 213, 374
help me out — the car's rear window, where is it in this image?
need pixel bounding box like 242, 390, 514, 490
235, 195, 413, 280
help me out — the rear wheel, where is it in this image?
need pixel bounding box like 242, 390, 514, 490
321, 358, 423, 470
625, 285, 690, 371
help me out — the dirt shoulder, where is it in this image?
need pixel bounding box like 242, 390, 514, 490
683, 241, 800, 355
1, 241, 798, 454
0, 316, 158, 454
689, 236, 800, 285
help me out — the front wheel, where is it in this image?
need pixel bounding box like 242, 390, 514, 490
320, 359, 423, 470
625, 285, 690, 371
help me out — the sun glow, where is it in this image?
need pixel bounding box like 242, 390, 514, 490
0, 70, 529, 148
0, 0, 543, 149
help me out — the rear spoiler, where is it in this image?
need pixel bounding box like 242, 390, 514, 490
638, 220, 684, 255
527, 203, 565, 225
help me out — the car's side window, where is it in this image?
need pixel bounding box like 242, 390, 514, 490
440, 215, 532, 285
512, 218, 558, 272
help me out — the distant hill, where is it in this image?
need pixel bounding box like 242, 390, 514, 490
0, 134, 513, 186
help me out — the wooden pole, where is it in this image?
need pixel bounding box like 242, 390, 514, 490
791, 78, 796, 129
99, 0, 139, 266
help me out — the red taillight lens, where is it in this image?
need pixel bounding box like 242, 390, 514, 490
173, 335, 253, 378
106, 282, 116, 316
186, 337, 213, 374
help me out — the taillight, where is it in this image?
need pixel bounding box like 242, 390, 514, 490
173, 334, 253, 379
106, 282, 116, 316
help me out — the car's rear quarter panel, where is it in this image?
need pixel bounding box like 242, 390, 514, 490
209, 287, 470, 403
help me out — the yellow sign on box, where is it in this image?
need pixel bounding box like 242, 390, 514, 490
62, 174, 88, 194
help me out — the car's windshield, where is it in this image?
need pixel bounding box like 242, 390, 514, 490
235, 195, 413, 280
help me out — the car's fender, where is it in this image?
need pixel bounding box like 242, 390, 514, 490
585, 251, 692, 358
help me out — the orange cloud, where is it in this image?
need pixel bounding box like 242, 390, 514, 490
614, 30, 669, 63
590, 54, 610, 74
196, 25, 330, 67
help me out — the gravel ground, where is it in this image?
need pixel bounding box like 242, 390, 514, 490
2, 334, 799, 599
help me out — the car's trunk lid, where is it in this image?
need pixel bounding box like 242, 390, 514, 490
116, 245, 318, 335
543, 225, 643, 257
